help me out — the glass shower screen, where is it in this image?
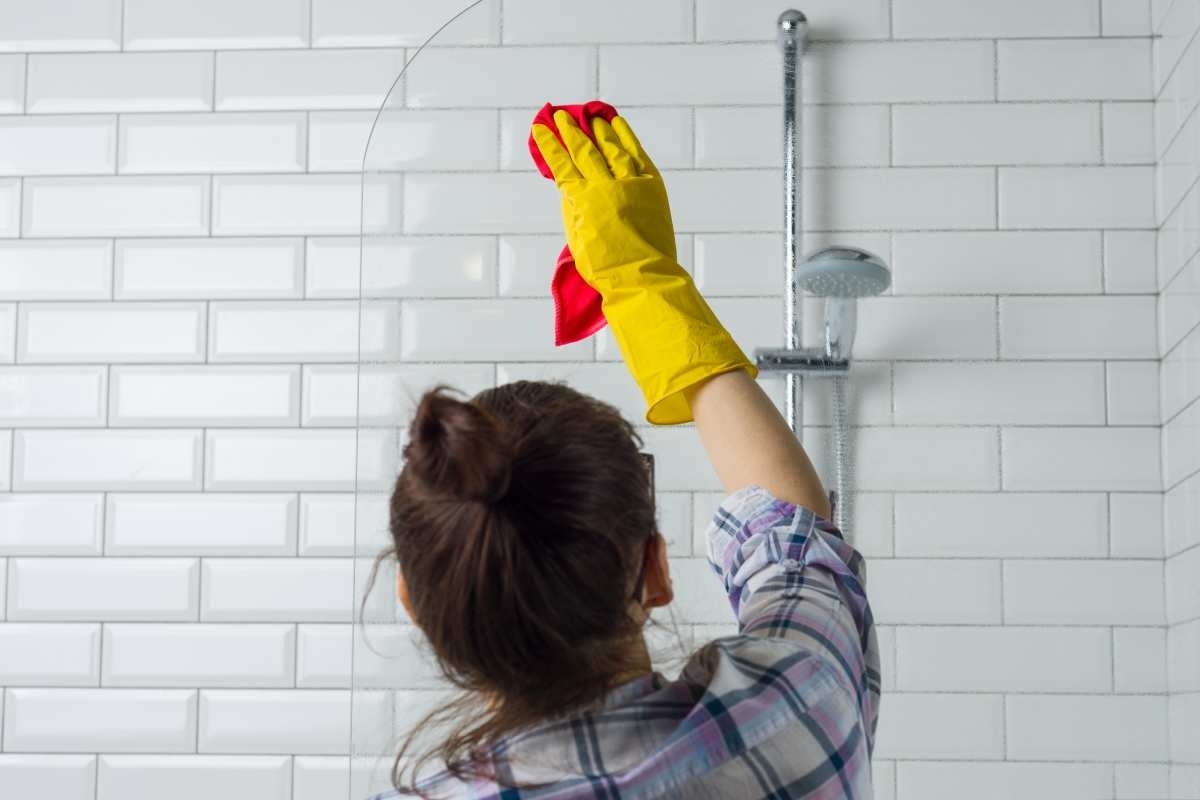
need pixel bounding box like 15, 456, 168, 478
351, 0, 607, 794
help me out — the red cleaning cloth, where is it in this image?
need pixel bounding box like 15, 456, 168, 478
528, 100, 620, 346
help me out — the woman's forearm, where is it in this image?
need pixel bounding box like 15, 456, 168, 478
684, 368, 831, 519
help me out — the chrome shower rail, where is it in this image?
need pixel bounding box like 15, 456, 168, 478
774, 9, 808, 433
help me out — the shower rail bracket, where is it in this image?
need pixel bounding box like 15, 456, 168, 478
753, 347, 849, 376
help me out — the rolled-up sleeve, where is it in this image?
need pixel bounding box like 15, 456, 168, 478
704, 482, 881, 751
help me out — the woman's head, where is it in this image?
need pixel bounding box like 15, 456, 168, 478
386, 379, 672, 788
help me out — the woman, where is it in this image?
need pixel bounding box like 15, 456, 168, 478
377, 110, 880, 799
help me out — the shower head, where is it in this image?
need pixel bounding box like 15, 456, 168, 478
795, 246, 891, 360
796, 246, 891, 298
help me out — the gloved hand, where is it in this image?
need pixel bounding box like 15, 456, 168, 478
531, 109, 758, 425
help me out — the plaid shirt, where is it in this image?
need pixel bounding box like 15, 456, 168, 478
379, 482, 881, 799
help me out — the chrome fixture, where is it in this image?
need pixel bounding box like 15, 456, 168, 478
754, 10, 892, 538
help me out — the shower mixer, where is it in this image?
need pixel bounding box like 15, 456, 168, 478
753, 10, 891, 537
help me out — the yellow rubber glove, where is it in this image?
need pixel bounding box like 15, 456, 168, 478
532, 109, 758, 425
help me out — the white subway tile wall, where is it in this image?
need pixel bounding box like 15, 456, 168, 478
1159, 0, 1200, 795
0, 1, 1191, 799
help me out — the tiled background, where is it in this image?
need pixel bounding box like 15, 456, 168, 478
0, 0, 1196, 798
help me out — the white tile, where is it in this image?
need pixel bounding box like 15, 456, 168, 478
696, 105, 889, 168
295, 625, 351, 687
346, 625, 442, 690
301, 492, 389, 558
0, 624, 100, 686
106, 494, 297, 556
669, 557, 741, 623
111, 366, 299, 427
1000, 296, 1158, 358
1103, 0, 1152, 35
895, 362, 1106, 425
400, 299, 591, 361
0, 302, 13, 363
205, 429, 387, 491
0, 240, 112, 300
1169, 763, 1200, 800
404, 172, 561, 234
874, 694, 1004, 759
695, 0, 890, 40
199, 690, 349, 755
504, 0, 689, 42
1171, 692, 1200, 763
0, 430, 9, 488
27, 53, 213, 113
853, 427, 1001, 491
1155, 0, 1200, 89
311, 0, 499, 47
0, 0, 120, 51
0, 54, 21, 112
1103, 102, 1155, 163
356, 235, 498, 298
407, 46, 593, 108
894, 0, 1099, 36
1007, 695, 1167, 761
1169, 618, 1200, 692
868, 559, 1002, 624
0, 178, 17, 236
895, 493, 1109, 558
0, 494, 102, 555
14, 430, 203, 491
103, 625, 294, 688
3, 688, 196, 753
1110, 493, 1164, 557
1002, 427, 1160, 491
120, 113, 305, 174
18, 302, 205, 363
895, 762, 1115, 800
304, 237, 361, 298
1115, 764, 1170, 800
1000, 166, 1155, 228
7, 557, 199, 621
320, 109, 498, 173
1005, 560, 1165, 624
213, 174, 380, 236
1107, 361, 1161, 424
293, 757, 351, 800
609, 41, 994, 105
302, 362, 492, 428
116, 238, 303, 300
1165, 391, 1200, 488
1167, 545, 1200, 624
125, 0, 308, 49
201, 559, 352, 622
896, 627, 1111, 692
998, 39, 1152, 100
216, 49, 407, 111
209, 300, 398, 363
894, 103, 1100, 166
502, 106, 693, 172
691, 233, 781, 296
1104, 230, 1158, 293
804, 168, 996, 232
1114, 626, 1167, 692
844, 297, 1000, 360
0, 116, 116, 175
0, 366, 106, 426
1165, 471, 1200, 556
98, 755, 291, 800
23, 177, 209, 237
1160, 253, 1200, 353
0, 755, 96, 800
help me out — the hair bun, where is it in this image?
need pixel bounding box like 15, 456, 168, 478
404, 385, 514, 503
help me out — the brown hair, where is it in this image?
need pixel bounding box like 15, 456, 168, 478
383, 380, 660, 793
